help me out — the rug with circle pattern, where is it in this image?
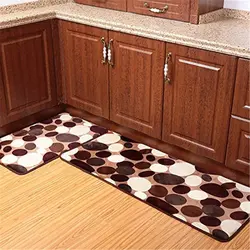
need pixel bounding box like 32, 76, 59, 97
0, 113, 109, 174
61, 133, 250, 242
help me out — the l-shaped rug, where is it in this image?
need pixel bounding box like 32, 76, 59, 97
0, 113, 249, 242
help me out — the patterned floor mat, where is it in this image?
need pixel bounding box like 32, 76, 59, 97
61, 133, 250, 242
0, 113, 108, 174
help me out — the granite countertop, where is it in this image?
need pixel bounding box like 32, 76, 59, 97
0, 1, 250, 59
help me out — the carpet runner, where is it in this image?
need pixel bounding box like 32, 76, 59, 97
61, 133, 250, 242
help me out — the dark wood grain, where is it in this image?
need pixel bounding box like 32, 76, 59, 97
226, 116, 250, 175
74, 0, 127, 11
109, 31, 165, 139
66, 105, 250, 187
60, 21, 110, 119
232, 59, 250, 120
198, 0, 224, 15
0, 20, 57, 127
127, 0, 191, 22
162, 43, 237, 163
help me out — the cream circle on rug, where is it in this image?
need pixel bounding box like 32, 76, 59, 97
107, 155, 125, 163
174, 214, 187, 222
150, 163, 168, 173
105, 178, 116, 185
60, 114, 72, 121
11, 139, 24, 147
192, 222, 210, 233
97, 134, 121, 144
138, 144, 150, 150
61, 148, 79, 161
221, 220, 241, 236
109, 143, 124, 152
152, 149, 166, 157
185, 175, 202, 187
18, 153, 43, 168
80, 134, 93, 143
134, 191, 147, 200
1, 155, 18, 165
169, 162, 195, 177
240, 202, 250, 213
69, 126, 90, 136
35, 137, 53, 149
56, 126, 69, 133
1, 135, 13, 142
128, 177, 152, 192
37, 148, 47, 155
188, 190, 208, 200
83, 121, 93, 127
218, 176, 233, 184
236, 183, 250, 193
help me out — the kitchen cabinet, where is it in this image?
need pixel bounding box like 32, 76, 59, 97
109, 31, 165, 139
74, 0, 127, 11
162, 43, 237, 163
226, 116, 250, 175
232, 59, 250, 120
0, 21, 57, 127
127, 0, 191, 22
60, 22, 109, 119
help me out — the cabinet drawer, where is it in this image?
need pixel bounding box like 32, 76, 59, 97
127, 0, 190, 22
226, 116, 250, 175
74, 0, 127, 11
232, 58, 250, 119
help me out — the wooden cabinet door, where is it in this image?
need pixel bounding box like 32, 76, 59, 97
60, 22, 109, 119
232, 59, 250, 119
74, 0, 127, 11
127, 0, 191, 22
226, 116, 250, 175
162, 44, 237, 163
0, 21, 57, 126
109, 31, 165, 139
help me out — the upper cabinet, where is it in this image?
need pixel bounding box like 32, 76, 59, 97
232, 59, 250, 120
162, 44, 237, 163
60, 21, 110, 119
127, 0, 190, 22
109, 31, 165, 139
0, 20, 57, 127
74, 0, 224, 24
74, 0, 127, 11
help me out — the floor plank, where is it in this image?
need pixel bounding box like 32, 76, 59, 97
0, 159, 249, 249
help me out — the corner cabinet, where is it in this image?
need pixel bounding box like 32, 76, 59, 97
60, 22, 110, 119
109, 32, 165, 139
162, 44, 237, 163
0, 21, 57, 126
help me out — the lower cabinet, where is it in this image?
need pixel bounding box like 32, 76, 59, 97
0, 21, 57, 126
109, 32, 165, 139
226, 116, 250, 175
60, 21, 109, 119
162, 44, 237, 163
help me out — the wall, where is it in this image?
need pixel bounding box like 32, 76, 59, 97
224, 0, 250, 11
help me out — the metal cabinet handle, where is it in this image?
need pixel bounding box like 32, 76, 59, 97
164, 52, 172, 84
101, 37, 107, 64
245, 134, 250, 139
144, 2, 168, 13
108, 39, 114, 67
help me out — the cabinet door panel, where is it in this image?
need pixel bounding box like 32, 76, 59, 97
109, 32, 165, 139
0, 21, 57, 126
127, 0, 190, 22
226, 116, 250, 175
162, 44, 237, 162
74, 0, 126, 11
61, 22, 109, 119
232, 59, 250, 119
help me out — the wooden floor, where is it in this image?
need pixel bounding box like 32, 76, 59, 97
0, 159, 249, 250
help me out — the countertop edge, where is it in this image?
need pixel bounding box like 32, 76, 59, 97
0, 4, 250, 60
